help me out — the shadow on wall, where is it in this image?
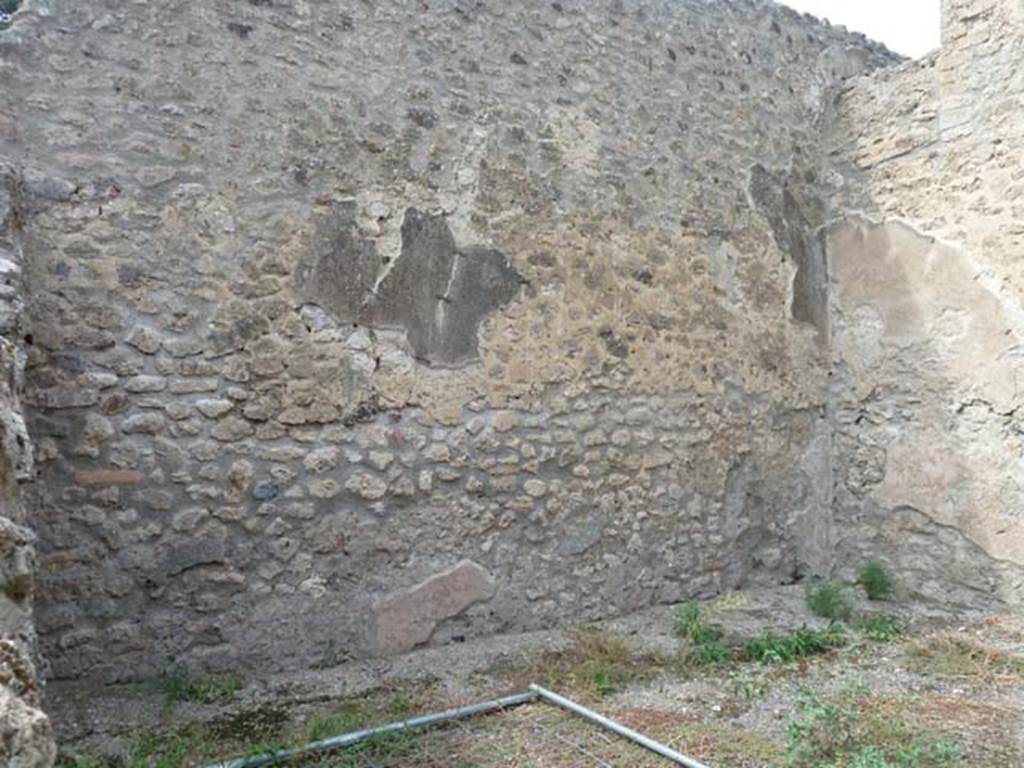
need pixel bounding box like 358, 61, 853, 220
749, 164, 829, 337
828, 215, 1024, 605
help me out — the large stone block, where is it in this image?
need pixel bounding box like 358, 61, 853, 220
373, 560, 496, 656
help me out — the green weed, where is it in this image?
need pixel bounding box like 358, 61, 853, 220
855, 615, 903, 642
691, 640, 734, 666
310, 728, 420, 768
307, 706, 368, 742
806, 581, 855, 621
732, 667, 773, 701
126, 733, 213, 768
858, 562, 897, 601
905, 634, 1024, 681
675, 600, 725, 644
512, 626, 652, 697
676, 600, 733, 666
742, 624, 847, 664
154, 665, 243, 705
785, 689, 966, 768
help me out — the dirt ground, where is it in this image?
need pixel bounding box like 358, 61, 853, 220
53, 585, 1024, 767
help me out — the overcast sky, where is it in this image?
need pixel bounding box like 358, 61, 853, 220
779, 0, 941, 58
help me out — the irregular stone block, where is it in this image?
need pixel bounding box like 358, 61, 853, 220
124, 375, 167, 393
195, 398, 234, 419
302, 446, 338, 473
0, 520, 35, 604
126, 326, 162, 355
523, 479, 547, 498
121, 413, 164, 434
344, 471, 387, 500
211, 417, 255, 442
0, 645, 55, 768
33, 387, 98, 410
373, 560, 496, 655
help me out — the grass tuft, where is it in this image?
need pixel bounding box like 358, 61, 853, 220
785, 689, 966, 768
806, 581, 854, 621
154, 665, 243, 705
675, 600, 734, 667
505, 625, 658, 698
691, 640, 734, 666
675, 600, 725, 644
855, 615, 903, 642
859, 562, 897, 601
306, 707, 367, 742
742, 624, 847, 664
905, 634, 1024, 682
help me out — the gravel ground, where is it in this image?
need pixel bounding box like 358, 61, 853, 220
53, 585, 1024, 767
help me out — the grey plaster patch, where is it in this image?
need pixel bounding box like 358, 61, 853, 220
297, 206, 523, 367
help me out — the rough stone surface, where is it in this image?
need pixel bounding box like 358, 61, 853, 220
297, 206, 524, 367
0, 165, 54, 763
2, 0, 900, 684
373, 560, 497, 656
827, 0, 1024, 605
1, 0, 1018, 712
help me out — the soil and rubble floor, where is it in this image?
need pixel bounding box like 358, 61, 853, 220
54, 586, 1024, 767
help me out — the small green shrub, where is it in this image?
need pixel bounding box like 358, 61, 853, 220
806, 581, 854, 620
855, 615, 903, 642
692, 640, 734, 666
675, 601, 724, 644
676, 600, 732, 666
742, 625, 847, 664
530, 626, 650, 696
733, 667, 773, 701
155, 665, 243, 705
569, 627, 639, 695
859, 562, 897, 601
785, 690, 860, 766
589, 667, 616, 695
785, 689, 966, 768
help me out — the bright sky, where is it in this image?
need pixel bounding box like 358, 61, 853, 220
779, 0, 941, 58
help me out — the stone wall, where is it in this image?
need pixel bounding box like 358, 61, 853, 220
2, 0, 896, 683
0, 160, 56, 764
827, 0, 1024, 604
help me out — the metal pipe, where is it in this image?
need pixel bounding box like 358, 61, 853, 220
529, 683, 712, 768
204, 690, 537, 768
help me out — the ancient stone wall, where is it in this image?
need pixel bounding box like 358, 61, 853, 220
828, 0, 1024, 604
1, 0, 895, 683
0, 160, 56, 763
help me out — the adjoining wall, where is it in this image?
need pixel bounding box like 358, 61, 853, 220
0, 163, 56, 765
828, 0, 1024, 604
1, 0, 895, 683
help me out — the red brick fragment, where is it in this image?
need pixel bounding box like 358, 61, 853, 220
73, 469, 142, 485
